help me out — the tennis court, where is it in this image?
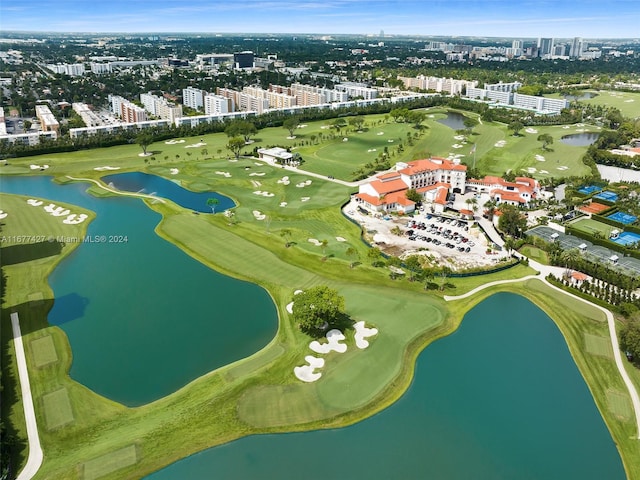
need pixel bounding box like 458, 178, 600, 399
578, 185, 601, 195
613, 231, 640, 247
594, 191, 619, 202
607, 211, 637, 224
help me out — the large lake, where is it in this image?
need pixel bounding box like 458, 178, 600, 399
147, 293, 624, 479
0, 175, 277, 406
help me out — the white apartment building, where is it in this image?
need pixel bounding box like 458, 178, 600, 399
335, 82, 378, 100
397, 75, 477, 95
0, 131, 57, 146
72, 103, 103, 127
466, 87, 513, 104
485, 81, 522, 93
109, 95, 148, 123
183, 87, 205, 110
35, 105, 60, 132
204, 94, 232, 115
46, 63, 86, 76
140, 93, 183, 121
512, 94, 568, 114
90, 63, 112, 74
243, 86, 297, 109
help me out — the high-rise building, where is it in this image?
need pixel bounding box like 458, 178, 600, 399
570, 37, 584, 58
512, 40, 523, 50
183, 87, 205, 110
234, 51, 254, 69
538, 38, 554, 57
204, 94, 232, 115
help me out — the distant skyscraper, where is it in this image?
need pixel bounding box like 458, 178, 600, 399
380, 29, 385, 38
538, 38, 554, 57
554, 44, 566, 56
569, 37, 584, 58
512, 40, 523, 50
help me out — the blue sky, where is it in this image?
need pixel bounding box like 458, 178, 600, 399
2, 0, 639, 38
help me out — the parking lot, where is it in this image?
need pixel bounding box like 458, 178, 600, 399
344, 200, 507, 270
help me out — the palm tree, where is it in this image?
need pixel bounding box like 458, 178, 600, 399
561, 248, 580, 273
320, 239, 329, 260
206, 198, 219, 213
280, 228, 292, 247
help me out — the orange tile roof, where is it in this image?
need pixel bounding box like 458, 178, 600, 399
435, 187, 449, 204
494, 190, 526, 203
377, 172, 401, 181
369, 178, 408, 195
571, 271, 588, 281
416, 181, 450, 193
386, 191, 415, 206
398, 158, 467, 175
355, 192, 385, 206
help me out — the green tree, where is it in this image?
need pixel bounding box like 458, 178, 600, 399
136, 132, 153, 155
405, 255, 422, 281
226, 136, 245, 159
407, 110, 427, 129
346, 247, 359, 268
225, 120, 257, 143
292, 285, 346, 335
463, 117, 478, 136
280, 228, 292, 247
508, 121, 524, 136
497, 204, 527, 238
620, 316, 640, 365
367, 247, 383, 265
405, 188, 422, 204
283, 117, 300, 137
537, 133, 554, 151
349, 116, 365, 131
206, 197, 219, 213
331, 118, 347, 133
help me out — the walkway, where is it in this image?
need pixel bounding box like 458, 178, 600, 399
11, 313, 43, 480
65, 176, 167, 203
444, 257, 640, 440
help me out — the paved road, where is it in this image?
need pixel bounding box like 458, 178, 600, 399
11, 313, 43, 480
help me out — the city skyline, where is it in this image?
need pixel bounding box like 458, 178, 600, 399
1, 0, 640, 39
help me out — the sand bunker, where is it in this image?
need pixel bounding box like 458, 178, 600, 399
625, 99, 635, 103
215, 171, 231, 178
185, 142, 206, 148
261, 192, 274, 197
165, 139, 185, 145
0, 210, 7, 219
343, 138, 348, 142
277, 176, 290, 185
138, 152, 152, 157
557, 166, 569, 171
254, 162, 264, 166
30, 164, 49, 170
367, 148, 377, 153
170, 168, 179, 175
451, 144, 463, 149
301, 197, 310, 202
525, 128, 538, 134
252, 210, 266, 220
63, 213, 88, 225
249, 172, 266, 177
286, 302, 294, 314
335, 236, 346, 242
535, 155, 546, 162
310, 329, 347, 354
294, 356, 325, 383
294, 290, 303, 295
539, 170, 549, 174
388, 139, 394, 143
377, 132, 384, 135
308, 238, 322, 246
279, 202, 288, 207
27, 199, 43, 206
354, 321, 378, 349
526, 167, 537, 174
454, 135, 465, 140
251, 180, 261, 188
94, 166, 120, 171
494, 140, 507, 148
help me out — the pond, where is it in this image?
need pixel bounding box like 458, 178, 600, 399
102, 171, 235, 213
0, 175, 276, 406
147, 293, 624, 479
564, 92, 598, 101
437, 111, 468, 131
560, 132, 600, 147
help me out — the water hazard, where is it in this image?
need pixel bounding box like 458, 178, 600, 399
0, 176, 276, 406
147, 293, 624, 479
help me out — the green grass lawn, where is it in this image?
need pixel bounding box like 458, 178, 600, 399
1, 110, 638, 479
518, 244, 550, 265
546, 90, 640, 119
571, 218, 617, 237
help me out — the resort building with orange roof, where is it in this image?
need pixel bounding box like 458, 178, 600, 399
355, 157, 467, 214
466, 175, 540, 206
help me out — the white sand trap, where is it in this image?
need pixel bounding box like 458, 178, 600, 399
454, 135, 465, 140
557, 166, 569, 171
294, 356, 325, 383
576, 128, 586, 132
165, 139, 185, 145
286, 302, 294, 314
29, 165, 40, 170
138, 152, 152, 157
43, 204, 57, 213
296, 183, 306, 188
249, 172, 266, 176
27, 199, 43, 206
254, 162, 264, 166
625, 99, 634, 103
0, 211, 7, 219
525, 128, 538, 134
308, 238, 322, 246
451, 144, 462, 149
335, 236, 346, 242
252, 210, 266, 220
320, 125, 330, 129
494, 140, 507, 148
215, 171, 231, 177
253, 191, 263, 195
539, 170, 549, 174
343, 138, 348, 142
277, 176, 290, 185
563, 125, 570, 129
279, 202, 288, 207
170, 168, 179, 175
261, 192, 274, 197
63, 213, 88, 225
526, 167, 537, 174
310, 329, 347, 354
94, 166, 120, 171
251, 180, 262, 188
535, 155, 546, 162
185, 142, 206, 148
388, 139, 394, 143
50, 207, 71, 217
301, 197, 310, 202
287, 136, 297, 140
228, 158, 238, 162
304, 180, 312, 185
354, 321, 378, 349
377, 132, 384, 135
294, 289, 303, 295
